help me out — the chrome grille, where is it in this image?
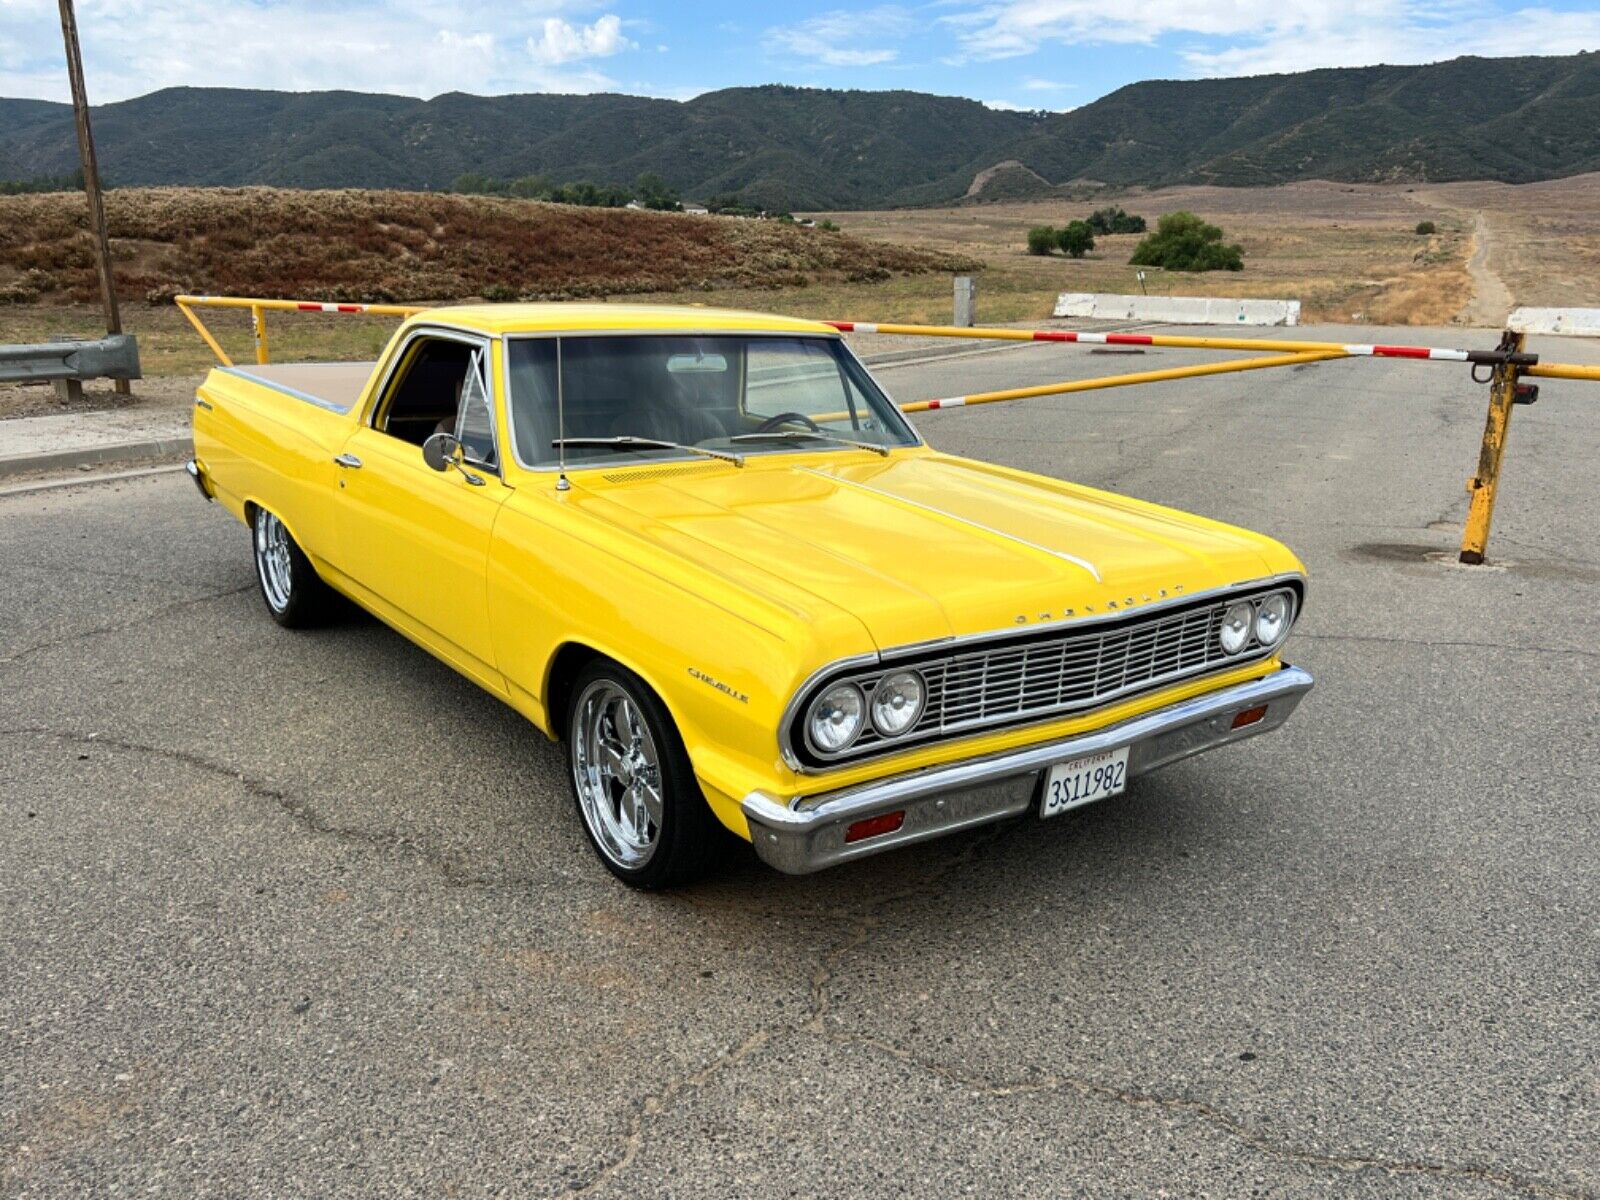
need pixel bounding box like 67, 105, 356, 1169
791, 584, 1298, 764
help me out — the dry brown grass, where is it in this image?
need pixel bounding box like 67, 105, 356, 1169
811, 181, 1494, 326
0, 187, 975, 306
1416, 174, 1600, 311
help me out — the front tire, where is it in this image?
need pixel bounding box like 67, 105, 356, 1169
251, 506, 334, 628
566, 660, 726, 888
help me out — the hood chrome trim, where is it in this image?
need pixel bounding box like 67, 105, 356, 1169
802, 467, 1103, 583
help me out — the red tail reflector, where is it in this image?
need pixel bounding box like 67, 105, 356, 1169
1232, 705, 1269, 729
845, 810, 906, 843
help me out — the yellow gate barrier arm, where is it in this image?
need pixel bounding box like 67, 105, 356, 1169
896, 350, 1346, 413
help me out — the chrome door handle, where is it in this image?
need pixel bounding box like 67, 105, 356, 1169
333, 453, 363, 469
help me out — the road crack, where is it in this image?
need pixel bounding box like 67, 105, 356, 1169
821, 1034, 1591, 1200
0, 583, 254, 671
0, 726, 591, 891
557, 824, 1013, 1196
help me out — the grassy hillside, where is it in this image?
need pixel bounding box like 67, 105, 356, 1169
3, 54, 1598, 208
990, 54, 1600, 189
0, 187, 975, 305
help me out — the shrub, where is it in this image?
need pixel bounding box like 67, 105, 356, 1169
1057, 220, 1095, 258
1088, 206, 1146, 235
1129, 211, 1244, 272
1026, 226, 1057, 255
1415, 220, 1437, 235
817, 219, 840, 232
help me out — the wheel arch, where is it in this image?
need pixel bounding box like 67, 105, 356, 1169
543, 640, 687, 745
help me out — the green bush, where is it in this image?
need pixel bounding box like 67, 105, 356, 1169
635, 171, 681, 211
1026, 226, 1057, 256
1129, 211, 1244, 272
1415, 220, 1437, 235
1087, 206, 1146, 235
1057, 220, 1095, 258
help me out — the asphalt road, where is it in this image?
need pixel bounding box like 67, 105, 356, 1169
3, 323, 1597, 1198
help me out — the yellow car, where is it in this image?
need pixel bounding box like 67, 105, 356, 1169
187, 304, 1312, 887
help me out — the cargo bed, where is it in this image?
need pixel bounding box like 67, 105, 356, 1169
218, 362, 377, 414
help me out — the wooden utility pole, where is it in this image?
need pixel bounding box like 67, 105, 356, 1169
56, 0, 128, 394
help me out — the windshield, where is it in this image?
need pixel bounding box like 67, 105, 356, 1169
506, 335, 918, 468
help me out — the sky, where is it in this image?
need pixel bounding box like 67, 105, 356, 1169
2, 0, 1598, 110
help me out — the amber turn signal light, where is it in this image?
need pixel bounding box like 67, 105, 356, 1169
1231, 705, 1269, 729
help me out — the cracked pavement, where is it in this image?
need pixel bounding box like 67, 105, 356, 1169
1, 323, 1596, 1197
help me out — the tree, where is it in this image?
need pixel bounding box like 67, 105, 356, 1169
1129, 211, 1244, 272
1415, 220, 1437, 235
1057, 220, 1095, 258
1026, 226, 1057, 255
508, 174, 551, 198
1087, 206, 1146, 235
635, 171, 680, 211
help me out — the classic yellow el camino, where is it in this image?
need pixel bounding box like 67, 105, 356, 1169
188, 304, 1312, 886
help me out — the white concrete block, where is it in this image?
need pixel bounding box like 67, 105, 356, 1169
1053, 293, 1301, 327
1507, 307, 1600, 337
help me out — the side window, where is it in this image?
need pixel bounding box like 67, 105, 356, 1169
376, 335, 497, 468
455, 347, 496, 467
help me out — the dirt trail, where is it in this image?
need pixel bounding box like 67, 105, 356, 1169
1460, 212, 1515, 327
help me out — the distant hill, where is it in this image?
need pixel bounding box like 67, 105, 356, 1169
2, 52, 1596, 209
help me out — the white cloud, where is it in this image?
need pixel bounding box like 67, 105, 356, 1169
763, 6, 916, 68
1022, 77, 1071, 90
0, 0, 636, 100
527, 14, 632, 67
943, 0, 1600, 75
1184, 7, 1600, 75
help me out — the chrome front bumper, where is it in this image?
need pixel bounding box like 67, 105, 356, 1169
742, 665, 1313, 874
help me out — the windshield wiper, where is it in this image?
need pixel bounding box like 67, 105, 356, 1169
730, 430, 891, 457
551, 436, 744, 466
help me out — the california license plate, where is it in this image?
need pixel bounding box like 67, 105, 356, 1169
1041, 747, 1129, 818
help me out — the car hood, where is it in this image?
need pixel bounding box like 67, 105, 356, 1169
570, 450, 1291, 651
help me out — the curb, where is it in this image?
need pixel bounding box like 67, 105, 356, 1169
0, 435, 193, 480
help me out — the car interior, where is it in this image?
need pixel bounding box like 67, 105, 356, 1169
378, 337, 496, 466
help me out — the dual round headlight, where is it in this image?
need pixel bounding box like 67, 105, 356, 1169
1219, 590, 1294, 656
808, 670, 925, 753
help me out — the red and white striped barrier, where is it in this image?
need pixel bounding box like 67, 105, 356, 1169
825, 321, 1525, 366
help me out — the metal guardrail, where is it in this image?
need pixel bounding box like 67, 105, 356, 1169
0, 333, 142, 401
172, 294, 1599, 565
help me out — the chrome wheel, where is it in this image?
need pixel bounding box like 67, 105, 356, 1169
254, 510, 293, 613
572, 680, 664, 869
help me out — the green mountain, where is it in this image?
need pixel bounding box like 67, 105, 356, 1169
2, 52, 1596, 209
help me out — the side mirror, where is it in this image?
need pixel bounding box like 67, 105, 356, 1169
422, 431, 462, 473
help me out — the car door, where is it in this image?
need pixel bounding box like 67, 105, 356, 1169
334, 330, 510, 691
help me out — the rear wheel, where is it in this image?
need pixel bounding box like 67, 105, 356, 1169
566, 660, 726, 888
251, 506, 334, 628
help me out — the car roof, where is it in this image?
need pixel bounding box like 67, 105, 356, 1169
407, 303, 840, 337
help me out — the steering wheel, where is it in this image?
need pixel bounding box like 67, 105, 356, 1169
754, 411, 824, 433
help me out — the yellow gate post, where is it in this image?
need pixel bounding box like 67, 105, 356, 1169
1459, 331, 1527, 565
251, 304, 270, 365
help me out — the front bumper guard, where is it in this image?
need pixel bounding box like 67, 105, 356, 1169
742, 665, 1313, 874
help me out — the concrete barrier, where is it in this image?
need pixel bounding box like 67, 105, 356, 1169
1507, 307, 1600, 338
1053, 294, 1300, 327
